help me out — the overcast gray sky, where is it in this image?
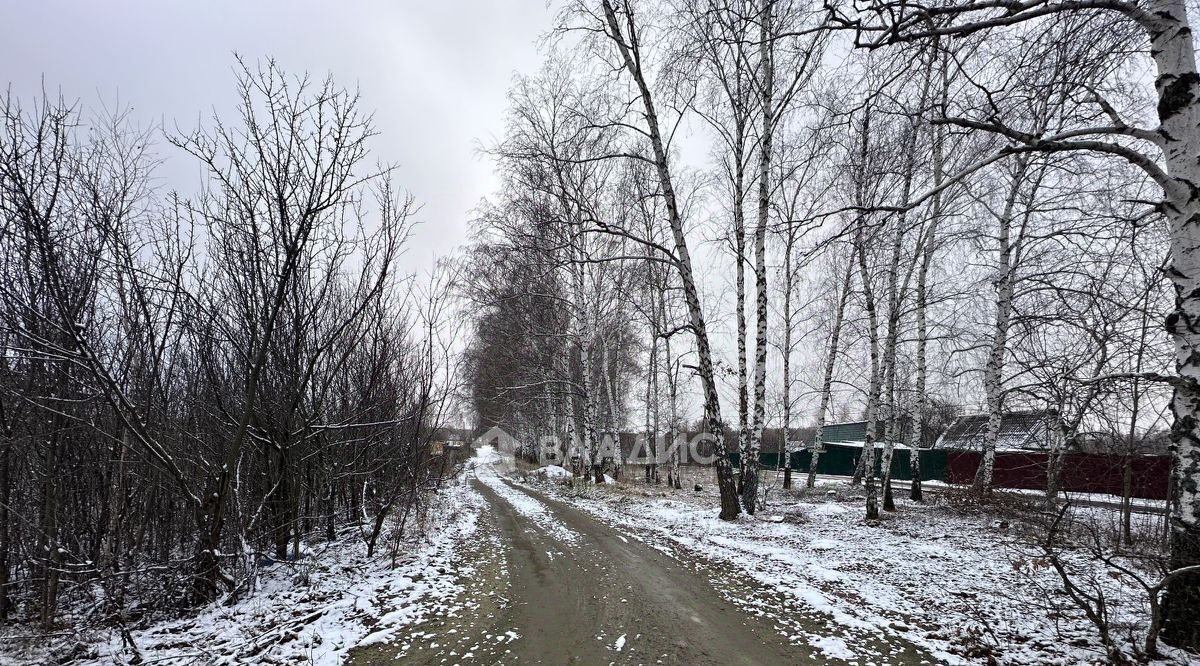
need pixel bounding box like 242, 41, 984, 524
1, 0, 809, 420
1, 0, 556, 271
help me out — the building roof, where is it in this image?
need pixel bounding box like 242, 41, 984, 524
936, 410, 1054, 452
819, 421, 868, 444
801, 419, 913, 448
1067, 430, 1172, 456
432, 427, 473, 443
616, 428, 797, 459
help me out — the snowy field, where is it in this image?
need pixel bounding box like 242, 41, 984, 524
517, 469, 1194, 666
2, 452, 1192, 665
0, 478, 486, 666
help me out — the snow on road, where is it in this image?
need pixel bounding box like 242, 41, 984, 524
516, 476, 1188, 665
472, 446, 583, 545
21, 449, 1180, 666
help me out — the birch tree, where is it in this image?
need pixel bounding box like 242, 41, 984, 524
675, 0, 757, 493
906, 40, 956, 502
846, 103, 887, 519
809, 248, 855, 489
742, 0, 826, 512
773, 127, 830, 490
835, 0, 1200, 644
562, 0, 743, 519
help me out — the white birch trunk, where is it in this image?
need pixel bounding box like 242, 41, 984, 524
572, 237, 601, 484
602, 341, 622, 479
781, 227, 796, 490
879, 63, 933, 510
855, 229, 883, 521
808, 257, 854, 489
743, 0, 775, 514
973, 157, 1028, 493
664, 332, 682, 490
600, 0, 741, 518
1046, 370, 1071, 502
879, 128, 919, 512
735, 149, 750, 494
909, 46, 947, 502
646, 325, 658, 483
1144, 0, 1200, 644
848, 104, 882, 519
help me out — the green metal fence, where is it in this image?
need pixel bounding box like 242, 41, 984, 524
733, 444, 947, 482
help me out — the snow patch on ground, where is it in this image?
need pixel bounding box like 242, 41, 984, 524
809, 634, 855, 660
533, 464, 571, 479
2, 477, 485, 666
522, 475, 1188, 665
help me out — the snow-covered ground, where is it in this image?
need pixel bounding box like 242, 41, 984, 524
0, 477, 486, 666
518, 471, 1194, 666
4, 450, 1191, 665
473, 447, 583, 546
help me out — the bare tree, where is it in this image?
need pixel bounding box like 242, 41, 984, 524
560, 0, 743, 519
0, 61, 451, 632
834, 0, 1200, 644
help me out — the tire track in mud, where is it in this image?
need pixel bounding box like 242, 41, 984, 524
353, 467, 934, 665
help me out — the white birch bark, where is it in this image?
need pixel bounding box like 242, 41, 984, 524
780, 220, 796, 490
908, 209, 937, 500
1046, 370, 1072, 503
847, 103, 883, 518
735, 152, 750, 493
569, 215, 601, 483
683, 0, 754, 495
664, 331, 682, 490
645, 324, 658, 482
743, 0, 775, 514
879, 126, 919, 512
602, 340, 623, 479
973, 157, 1029, 492
855, 223, 883, 521
600, 0, 741, 518
879, 58, 934, 510
908, 45, 948, 502
808, 256, 854, 489
1144, 0, 1200, 643
848, 0, 1200, 642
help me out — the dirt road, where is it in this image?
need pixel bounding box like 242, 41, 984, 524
350, 473, 931, 665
